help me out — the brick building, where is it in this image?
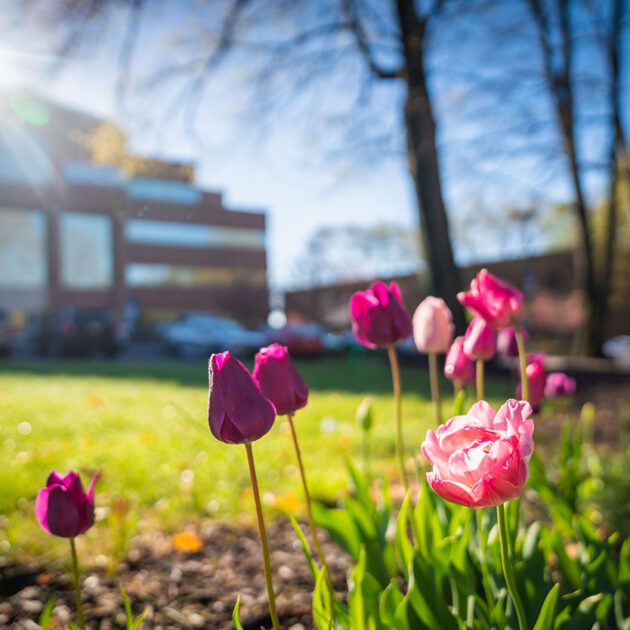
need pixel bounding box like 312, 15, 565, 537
0, 92, 269, 328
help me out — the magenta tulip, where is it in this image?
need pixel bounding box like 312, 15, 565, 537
463, 317, 496, 361
412, 296, 454, 354
253, 343, 308, 416
458, 269, 524, 330
444, 336, 475, 388
208, 351, 276, 444
349, 281, 412, 349
35, 471, 95, 538
517, 355, 546, 411
544, 372, 576, 398
422, 399, 534, 508
497, 326, 529, 359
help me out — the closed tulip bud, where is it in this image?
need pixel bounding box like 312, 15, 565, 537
458, 269, 524, 330
544, 372, 576, 398
253, 343, 308, 416
517, 355, 546, 411
349, 281, 412, 349
463, 317, 496, 361
208, 351, 276, 444
356, 397, 374, 432
497, 326, 528, 359
444, 336, 475, 387
422, 400, 534, 508
35, 471, 95, 538
412, 296, 454, 354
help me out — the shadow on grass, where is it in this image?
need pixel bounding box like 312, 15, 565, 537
0, 352, 512, 399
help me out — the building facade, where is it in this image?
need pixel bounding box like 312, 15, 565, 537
0, 92, 269, 328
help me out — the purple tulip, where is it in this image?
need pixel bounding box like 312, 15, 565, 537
497, 326, 529, 359
463, 317, 496, 361
35, 471, 95, 538
349, 281, 412, 349
208, 351, 276, 444
544, 372, 576, 398
253, 343, 308, 416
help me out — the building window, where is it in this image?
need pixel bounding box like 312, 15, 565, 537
124, 219, 265, 250
125, 263, 266, 288
0, 208, 47, 288
60, 212, 113, 289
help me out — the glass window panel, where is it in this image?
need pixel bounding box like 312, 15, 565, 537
125, 219, 265, 250
60, 212, 113, 289
0, 208, 47, 288
125, 263, 266, 287
127, 179, 202, 204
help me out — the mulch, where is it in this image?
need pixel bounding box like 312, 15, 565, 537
0, 520, 351, 629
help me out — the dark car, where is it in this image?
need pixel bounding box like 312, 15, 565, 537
0, 309, 14, 356
33, 308, 120, 358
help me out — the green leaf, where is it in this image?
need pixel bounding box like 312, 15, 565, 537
120, 586, 148, 629
348, 546, 382, 630
313, 502, 361, 559
289, 514, 318, 579
232, 596, 245, 630
38, 598, 55, 630
379, 580, 405, 629
532, 584, 560, 630
395, 492, 413, 579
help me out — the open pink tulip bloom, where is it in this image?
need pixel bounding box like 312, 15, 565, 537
208, 351, 276, 444
35, 471, 95, 538
349, 281, 412, 349
253, 343, 308, 416
458, 269, 524, 330
422, 400, 534, 508
412, 296, 454, 354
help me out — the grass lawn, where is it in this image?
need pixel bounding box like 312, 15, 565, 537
0, 354, 509, 564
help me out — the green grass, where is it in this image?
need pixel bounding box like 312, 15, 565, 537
0, 354, 508, 563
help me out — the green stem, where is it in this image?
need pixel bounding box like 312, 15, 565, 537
287, 414, 333, 584
245, 443, 280, 630
476, 360, 485, 401
387, 346, 407, 491
475, 510, 495, 609
69, 537, 85, 630
428, 352, 442, 424
362, 431, 372, 487
515, 325, 529, 402
496, 503, 528, 630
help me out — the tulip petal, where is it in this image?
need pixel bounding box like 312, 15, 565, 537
46, 485, 83, 538
426, 472, 475, 508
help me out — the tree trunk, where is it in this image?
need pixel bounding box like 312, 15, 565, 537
394, 0, 466, 332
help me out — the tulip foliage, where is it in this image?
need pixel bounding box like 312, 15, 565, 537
31, 269, 629, 629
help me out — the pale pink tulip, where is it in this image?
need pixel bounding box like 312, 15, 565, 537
412, 296, 454, 354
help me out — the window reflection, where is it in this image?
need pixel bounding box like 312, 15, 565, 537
60, 212, 113, 289
125, 220, 265, 250
0, 208, 47, 288
125, 263, 266, 287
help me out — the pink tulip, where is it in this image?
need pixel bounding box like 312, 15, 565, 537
422, 399, 534, 508
458, 269, 524, 330
544, 372, 576, 398
349, 281, 412, 349
253, 343, 308, 416
463, 317, 496, 361
517, 355, 546, 411
444, 336, 475, 387
35, 471, 95, 538
497, 326, 528, 359
412, 296, 454, 354
208, 351, 276, 444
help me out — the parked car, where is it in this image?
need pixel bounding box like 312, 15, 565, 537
0, 309, 14, 356
273, 323, 331, 358
33, 308, 120, 358
159, 314, 269, 358
603, 336, 630, 365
